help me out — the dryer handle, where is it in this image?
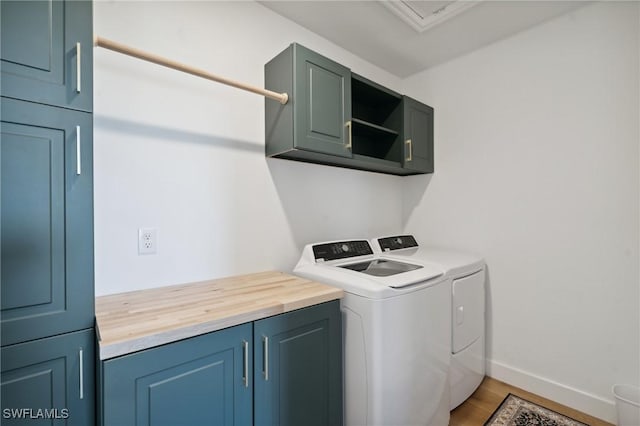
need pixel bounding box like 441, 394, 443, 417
456, 305, 464, 325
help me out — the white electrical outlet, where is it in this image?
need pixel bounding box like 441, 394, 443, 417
138, 228, 157, 255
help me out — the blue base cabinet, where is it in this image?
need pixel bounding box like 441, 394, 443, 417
102, 323, 253, 426
100, 301, 342, 426
254, 301, 342, 426
1, 329, 95, 425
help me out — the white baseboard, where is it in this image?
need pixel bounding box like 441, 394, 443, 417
486, 359, 617, 424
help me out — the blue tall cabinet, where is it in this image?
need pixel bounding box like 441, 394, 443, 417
1, 1, 95, 424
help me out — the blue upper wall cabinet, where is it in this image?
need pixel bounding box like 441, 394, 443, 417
0, 0, 93, 112
265, 43, 352, 159
265, 43, 434, 176
403, 96, 434, 173
1, 97, 94, 346
294, 46, 352, 157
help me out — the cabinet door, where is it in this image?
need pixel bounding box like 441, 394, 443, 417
254, 301, 343, 426
403, 96, 434, 173
294, 45, 352, 157
102, 323, 253, 426
1, 328, 95, 425
1, 98, 94, 346
0, 0, 93, 112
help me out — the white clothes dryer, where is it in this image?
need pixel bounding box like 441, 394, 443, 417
294, 239, 451, 426
371, 235, 486, 410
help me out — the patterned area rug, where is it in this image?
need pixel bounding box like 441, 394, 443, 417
484, 393, 590, 426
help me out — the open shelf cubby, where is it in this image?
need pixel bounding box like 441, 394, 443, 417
351, 74, 403, 163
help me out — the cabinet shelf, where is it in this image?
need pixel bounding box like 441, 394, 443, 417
352, 118, 399, 137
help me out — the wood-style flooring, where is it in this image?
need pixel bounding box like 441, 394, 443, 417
450, 377, 614, 426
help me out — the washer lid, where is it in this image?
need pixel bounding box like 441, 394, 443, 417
339, 259, 422, 277
338, 258, 443, 288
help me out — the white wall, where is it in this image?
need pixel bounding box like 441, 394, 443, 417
93, 1, 404, 296
402, 2, 639, 422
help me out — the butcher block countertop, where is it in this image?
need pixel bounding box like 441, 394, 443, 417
95, 271, 343, 360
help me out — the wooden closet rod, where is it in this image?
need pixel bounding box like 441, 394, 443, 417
94, 36, 289, 105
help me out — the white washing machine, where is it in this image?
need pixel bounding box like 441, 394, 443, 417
371, 235, 486, 410
294, 239, 451, 426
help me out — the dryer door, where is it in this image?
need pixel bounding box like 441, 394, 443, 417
452, 270, 485, 354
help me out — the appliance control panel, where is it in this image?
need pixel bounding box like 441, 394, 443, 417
313, 240, 373, 261
377, 235, 418, 251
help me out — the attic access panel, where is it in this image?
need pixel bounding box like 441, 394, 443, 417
380, 0, 480, 33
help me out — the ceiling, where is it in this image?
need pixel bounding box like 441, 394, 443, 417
260, 1, 589, 78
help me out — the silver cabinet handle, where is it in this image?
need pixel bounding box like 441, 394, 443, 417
262, 336, 269, 381
76, 126, 81, 175
76, 42, 81, 93
79, 348, 84, 399
242, 340, 249, 388
345, 121, 352, 150
405, 138, 413, 162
